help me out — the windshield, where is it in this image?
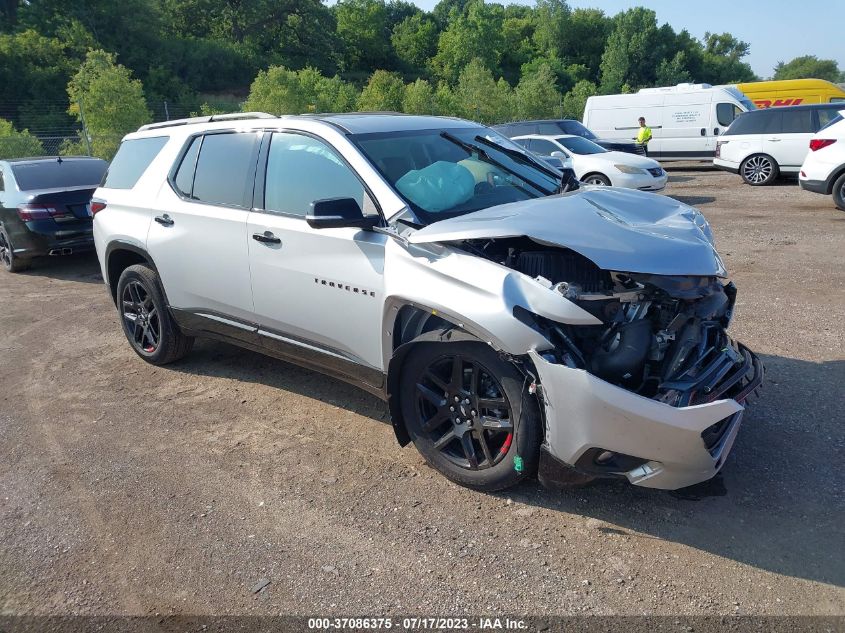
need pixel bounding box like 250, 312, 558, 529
12, 159, 107, 191
740, 98, 756, 111
351, 127, 560, 225
556, 136, 607, 155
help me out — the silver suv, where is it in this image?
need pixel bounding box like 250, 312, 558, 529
93, 113, 762, 492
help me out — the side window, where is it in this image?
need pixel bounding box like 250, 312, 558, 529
513, 138, 533, 151
717, 103, 741, 127
264, 132, 377, 217
537, 122, 563, 135
816, 108, 841, 130
103, 136, 168, 189
781, 108, 813, 134
760, 110, 783, 134
532, 139, 560, 155
192, 132, 260, 208
172, 136, 201, 197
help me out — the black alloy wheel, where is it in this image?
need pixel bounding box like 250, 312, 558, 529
121, 280, 161, 355
116, 264, 193, 365
415, 353, 514, 471
0, 227, 30, 273
401, 341, 541, 492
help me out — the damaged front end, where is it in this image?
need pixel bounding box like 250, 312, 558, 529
467, 237, 764, 490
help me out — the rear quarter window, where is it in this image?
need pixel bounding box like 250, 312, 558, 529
780, 108, 813, 134
103, 136, 169, 189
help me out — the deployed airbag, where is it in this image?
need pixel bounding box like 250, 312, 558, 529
395, 160, 475, 212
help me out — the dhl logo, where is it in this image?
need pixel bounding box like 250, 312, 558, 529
753, 98, 804, 108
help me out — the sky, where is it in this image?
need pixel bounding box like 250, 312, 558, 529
409, 0, 845, 79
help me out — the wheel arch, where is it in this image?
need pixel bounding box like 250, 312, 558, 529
824, 164, 845, 195
741, 153, 780, 184
104, 242, 162, 305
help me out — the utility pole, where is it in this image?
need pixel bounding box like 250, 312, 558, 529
78, 96, 93, 156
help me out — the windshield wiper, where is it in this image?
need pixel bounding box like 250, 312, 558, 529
439, 131, 555, 196
471, 135, 561, 180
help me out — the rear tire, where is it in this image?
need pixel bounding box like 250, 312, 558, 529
582, 173, 611, 186
400, 341, 541, 492
0, 227, 31, 273
116, 264, 194, 365
740, 154, 778, 186
832, 172, 845, 211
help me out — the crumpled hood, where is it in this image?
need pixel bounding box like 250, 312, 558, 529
407, 187, 726, 277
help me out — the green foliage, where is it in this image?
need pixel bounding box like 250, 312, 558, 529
431, 0, 504, 83
244, 66, 359, 115
358, 70, 405, 111
0, 118, 45, 159
391, 13, 439, 71
403, 79, 437, 114
562, 80, 597, 119
335, 0, 391, 71
514, 64, 561, 120
454, 59, 513, 124
66, 50, 152, 160
773, 56, 843, 83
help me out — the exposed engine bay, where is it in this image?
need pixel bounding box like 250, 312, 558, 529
462, 236, 762, 417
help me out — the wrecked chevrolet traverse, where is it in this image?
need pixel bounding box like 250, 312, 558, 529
94, 113, 762, 494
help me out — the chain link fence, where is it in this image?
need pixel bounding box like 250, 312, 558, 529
0, 101, 222, 160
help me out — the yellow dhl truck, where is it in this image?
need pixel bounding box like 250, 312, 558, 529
735, 79, 845, 108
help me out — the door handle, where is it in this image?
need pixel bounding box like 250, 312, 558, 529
154, 214, 174, 226
713, 128, 720, 135
252, 231, 281, 244
700, 128, 706, 136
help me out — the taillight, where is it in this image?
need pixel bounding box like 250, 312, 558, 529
715, 140, 727, 158
90, 200, 107, 216
17, 204, 72, 221
809, 139, 836, 151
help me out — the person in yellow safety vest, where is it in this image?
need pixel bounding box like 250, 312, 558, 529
636, 117, 652, 156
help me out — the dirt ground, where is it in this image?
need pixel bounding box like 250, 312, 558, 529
0, 167, 843, 619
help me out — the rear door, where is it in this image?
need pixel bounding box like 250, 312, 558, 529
146, 130, 261, 326
764, 108, 814, 171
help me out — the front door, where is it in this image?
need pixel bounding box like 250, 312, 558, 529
247, 131, 386, 379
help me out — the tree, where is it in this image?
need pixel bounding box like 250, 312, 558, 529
244, 66, 307, 114
335, 0, 391, 72
403, 79, 436, 114
699, 32, 756, 84
774, 56, 843, 82
656, 51, 692, 85
599, 8, 670, 93
532, 0, 571, 60
561, 79, 596, 120
454, 58, 512, 123
391, 13, 439, 72
431, 0, 504, 83
66, 50, 152, 160
358, 70, 405, 111
514, 64, 561, 120
0, 119, 44, 159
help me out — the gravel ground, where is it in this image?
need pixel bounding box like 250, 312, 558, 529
0, 168, 843, 619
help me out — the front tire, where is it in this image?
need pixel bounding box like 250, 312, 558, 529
582, 173, 611, 186
116, 264, 193, 365
741, 154, 778, 186
832, 172, 845, 211
400, 341, 541, 492
0, 226, 31, 273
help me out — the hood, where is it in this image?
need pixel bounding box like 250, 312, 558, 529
600, 151, 661, 169
407, 188, 726, 277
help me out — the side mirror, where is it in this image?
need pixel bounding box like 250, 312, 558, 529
306, 197, 379, 230
550, 151, 566, 158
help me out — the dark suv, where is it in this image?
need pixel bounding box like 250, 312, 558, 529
494, 119, 645, 156
0, 156, 107, 272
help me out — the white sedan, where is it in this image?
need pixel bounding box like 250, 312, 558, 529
513, 134, 668, 191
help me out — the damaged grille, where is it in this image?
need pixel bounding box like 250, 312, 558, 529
513, 250, 612, 293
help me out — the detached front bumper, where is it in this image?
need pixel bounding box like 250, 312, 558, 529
528, 343, 763, 490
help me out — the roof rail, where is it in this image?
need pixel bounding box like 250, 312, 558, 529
137, 112, 277, 132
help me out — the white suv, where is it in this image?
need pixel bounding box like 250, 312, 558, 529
93, 112, 762, 492
714, 103, 843, 185
799, 111, 845, 210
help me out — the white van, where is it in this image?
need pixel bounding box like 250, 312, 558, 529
583, 83, 756, 161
